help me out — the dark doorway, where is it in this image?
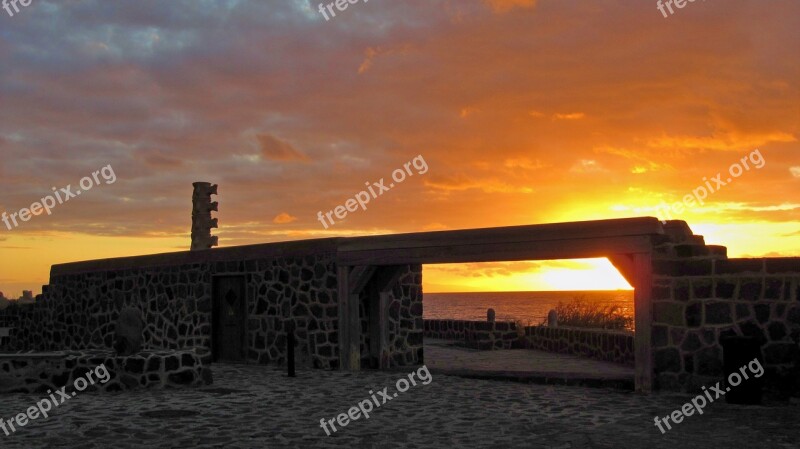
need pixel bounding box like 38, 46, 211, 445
212, 275, 246, 362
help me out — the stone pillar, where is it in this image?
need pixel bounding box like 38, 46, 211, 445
487, 308, 496, 322
650, 220, 729, 392
191, 182, 218, 250
547, 309, 558, 327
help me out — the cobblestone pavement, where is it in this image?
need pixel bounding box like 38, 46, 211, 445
1, 361, 798, 448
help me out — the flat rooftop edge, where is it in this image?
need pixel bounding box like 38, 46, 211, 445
50, 237, 343, 277
50, 217, 668, 277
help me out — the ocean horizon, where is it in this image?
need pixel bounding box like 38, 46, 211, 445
423, 290, 634, 325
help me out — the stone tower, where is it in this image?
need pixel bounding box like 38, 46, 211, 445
191, 182, 218, 250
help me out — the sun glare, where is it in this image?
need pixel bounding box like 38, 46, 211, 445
423, 258, 632, 293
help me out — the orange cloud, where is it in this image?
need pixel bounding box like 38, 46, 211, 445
256, 134, 308, 162
358, 47, 379, 74
570, 159, 606, 173
553, 112, 586, 120
135, 149, 183, 168
504, 158, 544, 170
425, 175, 533, 193
483, 0, 537, 13
460, 106, 480, 118
272, 213, 298, 224
646, 131, 796, 152
358, 45, 412, 74
422, 223, 449, 231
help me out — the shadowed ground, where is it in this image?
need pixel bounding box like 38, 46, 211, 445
424, 339, 634, 389
0, 347, 797, 448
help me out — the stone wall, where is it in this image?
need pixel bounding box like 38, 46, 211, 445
524, 326, 635, 366
0, 299, 50, 351
5, 218, 796, 393
423, 319, 631, 363
243, 254, 340, 369
1, 253, 342, 369
0, 241, 424, 372
0, 349, 210, 394
651, 222, 800, 397
652, 256, 800, 396
0, 307, 19, 327
423, 319, 520, 349
0, 305, 23, 351
382, 265, 424, 367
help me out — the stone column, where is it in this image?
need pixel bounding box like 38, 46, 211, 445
547, 309, 558, 327
191, 182, 218, 250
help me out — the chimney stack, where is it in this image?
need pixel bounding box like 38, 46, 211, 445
191, 182, 218, 250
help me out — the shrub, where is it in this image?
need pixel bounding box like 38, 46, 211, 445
544, 297, 633, 330
513, 319, 531, 339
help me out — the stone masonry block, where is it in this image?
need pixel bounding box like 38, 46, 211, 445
655, 347, 681, 373
764, 278, 783, 300
654, 302, 685, 326
685, 302, 702, 328
674, 280, 690, 302
691, 279, 713, 300
739, 278, 764, 301
652, 325, 669, 348
695, 346, 723, 376
681, 332, 703, 352
652, 285, 671, 301
735, 303, 752, 320
715, 259, 764, 275
704, 302, 732, 325
715, 279, 737, 299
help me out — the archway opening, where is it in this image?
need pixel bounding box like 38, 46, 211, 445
423, 258, 633, 328
421, 258, 637, 386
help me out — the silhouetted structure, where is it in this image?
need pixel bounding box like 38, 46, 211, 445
2, 217, 799, 398
191, 182, 218, 250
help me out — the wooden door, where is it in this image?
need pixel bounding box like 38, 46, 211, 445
213, 276, 246, 362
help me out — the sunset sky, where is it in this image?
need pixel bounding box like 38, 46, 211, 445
0, 0, 798, 297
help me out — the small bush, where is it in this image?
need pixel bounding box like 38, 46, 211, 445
543, 297, 633, 331
513, 319, 531, 338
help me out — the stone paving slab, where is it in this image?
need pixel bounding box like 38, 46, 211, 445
0, 361, 798, 448
425, 339, 634, 388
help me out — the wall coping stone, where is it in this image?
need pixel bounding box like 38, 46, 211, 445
51, 238, 342, 276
